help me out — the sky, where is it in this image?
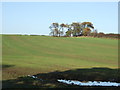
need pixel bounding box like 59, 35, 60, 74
2, 2, 118, 35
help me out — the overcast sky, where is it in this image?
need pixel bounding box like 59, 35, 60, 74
2, 2, 118, 35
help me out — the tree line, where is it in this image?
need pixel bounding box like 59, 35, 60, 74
49, 22, 119, 39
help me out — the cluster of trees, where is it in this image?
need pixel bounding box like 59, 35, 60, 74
49, 22, 119, 39
49, 22, 97, 37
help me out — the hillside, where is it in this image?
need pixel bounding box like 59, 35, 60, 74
2, 35, 118, 80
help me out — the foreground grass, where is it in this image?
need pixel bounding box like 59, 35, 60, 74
2, 67, 120, 89
2, 35, 118, 80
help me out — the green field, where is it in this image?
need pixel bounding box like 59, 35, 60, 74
2, 35, 118, 81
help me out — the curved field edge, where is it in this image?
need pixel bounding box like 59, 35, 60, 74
2, 35, 118, 80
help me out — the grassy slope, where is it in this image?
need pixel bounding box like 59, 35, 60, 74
2, 35, 118, 80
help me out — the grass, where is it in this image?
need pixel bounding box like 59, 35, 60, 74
2, 35, 118, 80
2, 68, 120, 89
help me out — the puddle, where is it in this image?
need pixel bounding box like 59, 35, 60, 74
28, 75, 37, 79
58, 79, 120, 86
27, 75, 120, 86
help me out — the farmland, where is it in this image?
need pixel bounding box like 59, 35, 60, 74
2, 35, 119, 88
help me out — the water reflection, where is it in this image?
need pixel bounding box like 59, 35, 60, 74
58, 79, 120, 86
